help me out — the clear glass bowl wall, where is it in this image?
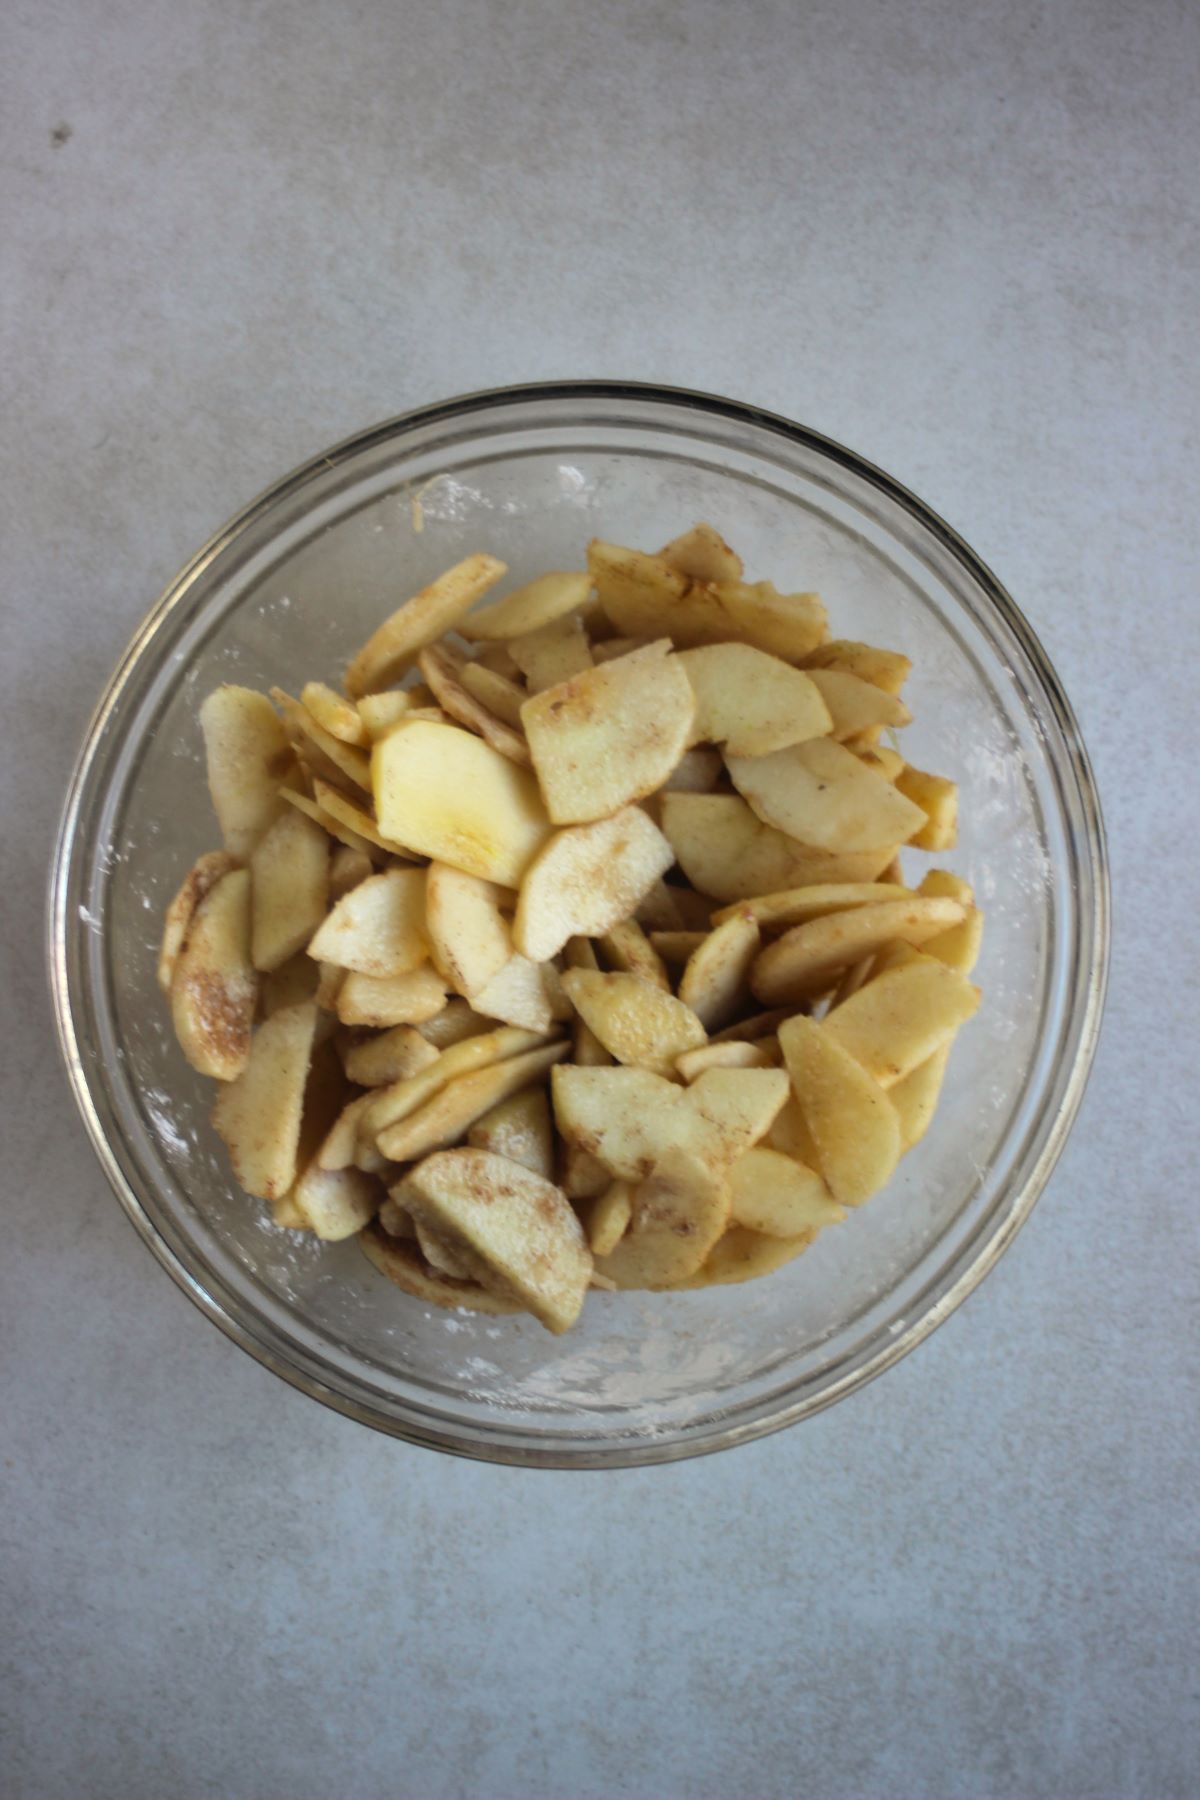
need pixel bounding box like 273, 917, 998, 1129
51, 385, 1108, 1466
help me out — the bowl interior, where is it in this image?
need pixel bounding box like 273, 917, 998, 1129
56, 389, 1104, 1464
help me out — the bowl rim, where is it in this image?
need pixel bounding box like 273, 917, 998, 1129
48, 378, 1110, 1467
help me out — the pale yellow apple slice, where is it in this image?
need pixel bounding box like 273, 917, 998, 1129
341, 1023, 441, 1088
751, 896, 965, 1004
272, 687, 373, 793
660, 793, 902, 902
375, 1041, 568, 1163
335, 966, 448, 1027
895, 764, 959, 851
593, 1148, 731, 1290
728, 1146, 845, 1237
561, 969, 706, 1078
459, 661, 527, 730
670, 1226, 816, 1288
472, 953, 571, 1032
889, 1043, 953, 1150
360, 1024, 550, 1148
158, 850, 239, 994
677, 643, 833, 756
416, 643, 531, 765
587, 542, 827, 661
678, 912, 760, 1031
461, 571, 592, 642
805, 669, 912, 740
292, 1164, 379, 1241
396, 1147, 592, 1333
801, 638, 912, 696
520, 640, 695, 824
513, 805, 674, 962
823, 956, 980, 1087
199, 686, 293, 859
329, 845, 373, 900
777, 1014, 900, 1207
583, 1182, 634, 1255
345, 553, 507, 695
467, 1086, 554, 1180
599, 919, 669, 991
675, 1040, 777, 1082
551, 1064, 787, 1180
307, 867, 428, 977
301, 681, 369, 746
359, 1222, 523, 1315
373, 719, 551, 886
425, 863, 514, 1000
658, 521, 743, 584
212, 1000, 318, 1200
248, 808, 329, 974
727, 737, 927, 853
711, 881, 911, 931
170, 868, 257, 1080
508, 612, 594, 693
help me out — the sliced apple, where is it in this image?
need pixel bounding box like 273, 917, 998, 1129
508, 612, 594, 693
375, 1041, 568, 1163
805, 669, 911, 740
462, 570, 592, 642
728, 1146, 844, 1237
801, 638, 912, 696
342, 1022, 442, 1087
249, 807, 329, 973
360, 1024, 550, 1148
373, 719, 550, 886
345, 553, 507, 695
473, 953, 570, 1032
822, 955, 980, 1087
669, 1226, 815, 1289
425, 863, 514, 1000
170, 868, 257, 1080
301, 681, 369, 746
593, 1148, 731, 1289
711, 880, 911, 932
677, 643, 833, 756
777, 1014, 900, 1207
658, 521, 743, 584
417, 643, 531, 765
583, 1181, 633, 1256
467, 1085, 555, 1179
520, 640, 694, 824
513, 805, 674, 962
678, 912, 760, 1031
895, 764, 959, 851
676, 1040, 776, 1082
212, 1000, 317, 1200
459, 660, 528, 729
588, 542, 827, 661
328, 844, 374, 900
599, 919, 669, 990
307, 867, 428, 978
359, 1222, 523, 1315
751, 895, 965, 1003
335, 965, 448, 1027
396, 1147, 592, 1333
199, 686, 293, 859
272, 687, 372, 793
660, 793, 901, 902
158, 850, 239, 994
561, 969, 706, 1078
727, 737, 927, 853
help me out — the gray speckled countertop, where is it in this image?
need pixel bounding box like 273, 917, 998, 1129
3, 2, 1198, 1795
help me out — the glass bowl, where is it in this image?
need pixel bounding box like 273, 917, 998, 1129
49, 382, 1108, 1467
